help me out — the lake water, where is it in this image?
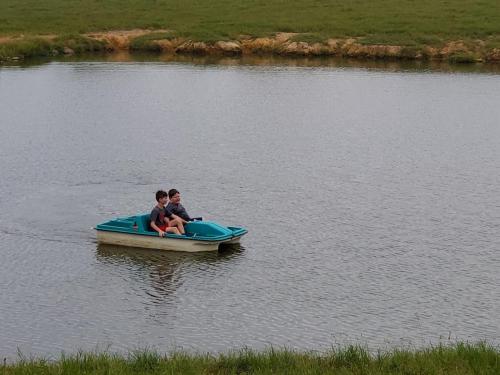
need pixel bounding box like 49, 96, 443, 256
1, 56, 499, 359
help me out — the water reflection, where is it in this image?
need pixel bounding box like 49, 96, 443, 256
96, 244, 245, 301
153, 53, 500, 74
3, 52, 500, 74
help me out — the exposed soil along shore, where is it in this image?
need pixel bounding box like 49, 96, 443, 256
1, 30, 500, 64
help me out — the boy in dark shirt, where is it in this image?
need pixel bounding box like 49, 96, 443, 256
150, 190, 185, 236
166, 189, 192, 222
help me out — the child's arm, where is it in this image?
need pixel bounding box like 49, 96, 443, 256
150, 221, 164, 236
171, 214, 187, 224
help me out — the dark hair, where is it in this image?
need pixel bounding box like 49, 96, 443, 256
168, 189, 179, 198
156, 190, 168, 201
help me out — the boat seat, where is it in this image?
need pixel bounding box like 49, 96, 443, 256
136, 213, 154, 233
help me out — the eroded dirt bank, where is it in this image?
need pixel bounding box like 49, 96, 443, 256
2, 30, 500, 63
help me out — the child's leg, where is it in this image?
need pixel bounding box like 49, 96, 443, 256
164, 226, 181, 235
168, 218, 185, 234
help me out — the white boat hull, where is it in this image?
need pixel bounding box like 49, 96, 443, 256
96, 231, 241, 252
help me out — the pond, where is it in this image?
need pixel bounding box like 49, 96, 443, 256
0, 56, 499, 358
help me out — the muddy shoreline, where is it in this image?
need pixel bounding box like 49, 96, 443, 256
2, 30, 500, 63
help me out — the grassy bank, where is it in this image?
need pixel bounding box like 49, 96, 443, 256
3, 343, 500, 374
1, 0, 500, 62
0, 35, 106, 61
1, 0, 500, 43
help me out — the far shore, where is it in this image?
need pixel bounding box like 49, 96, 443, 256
0, 0, 500, 64
2, 0, 499, 65
1, 30, 500, 64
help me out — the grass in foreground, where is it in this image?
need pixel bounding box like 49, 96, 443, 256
4, 342, 500, 374
1, 0, 500, 46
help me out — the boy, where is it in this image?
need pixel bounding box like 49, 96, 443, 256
150, 190, 185, 236
166, 189, 192, 222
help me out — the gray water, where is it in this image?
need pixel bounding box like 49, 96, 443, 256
1, 59, 499, 359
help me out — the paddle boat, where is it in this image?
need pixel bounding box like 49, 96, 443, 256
95, 214, 247, 252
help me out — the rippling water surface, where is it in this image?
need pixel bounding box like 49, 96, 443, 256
0, 58, 499, 358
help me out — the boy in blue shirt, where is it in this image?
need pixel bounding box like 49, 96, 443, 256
166, 189, 192, 222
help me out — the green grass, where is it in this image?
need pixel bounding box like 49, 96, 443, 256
3, 342, 500, 374
129, 31, 178, 51
0, 0, 499, 45
290, 33, 328, 45
448, 52, 478, 63
485, 36, 500, 49
0, 35, 106, 60
53, 34, 107, 53
0, 38, 53, 60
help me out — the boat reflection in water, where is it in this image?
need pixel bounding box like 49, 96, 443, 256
95, 243, 245, 300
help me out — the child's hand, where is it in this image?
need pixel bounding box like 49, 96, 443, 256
159, 230, 165, 237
